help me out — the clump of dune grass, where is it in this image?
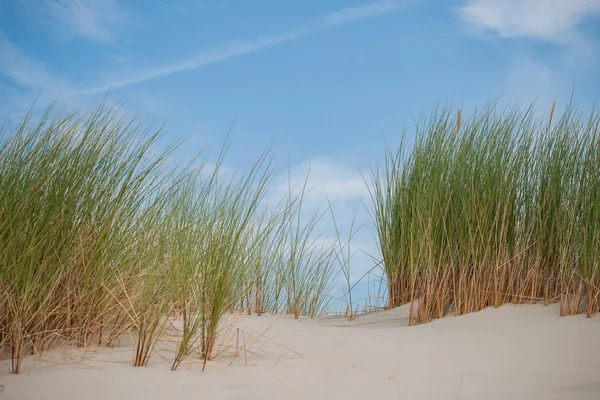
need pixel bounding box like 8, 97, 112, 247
0, 102, 179, 372
371, 100, 600, 325
0, 100, 340, 374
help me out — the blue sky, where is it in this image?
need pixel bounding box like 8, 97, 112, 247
1, 0, 600, 302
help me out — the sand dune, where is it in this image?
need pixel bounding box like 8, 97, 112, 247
2, 304, 599, 400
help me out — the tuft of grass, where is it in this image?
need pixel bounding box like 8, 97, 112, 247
371, 100, 600, 325
0, 100, 341, 373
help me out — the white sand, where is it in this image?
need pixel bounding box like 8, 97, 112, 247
2, 304, 599, 400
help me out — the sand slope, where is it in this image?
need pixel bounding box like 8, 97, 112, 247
2, 304, 599, 400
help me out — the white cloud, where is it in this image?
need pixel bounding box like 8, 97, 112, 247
268, 158, 369, 210
265, 158, 382, 293
503, 56, 564, 109
79, 0, 410, 94
45, 0, 126, 43
301, 159, 370, 203
0, 33, 65, 90
0, 33, 76, 112
321, 0, 403, 27
458, 0, 600, 110
457, 0, 600, 42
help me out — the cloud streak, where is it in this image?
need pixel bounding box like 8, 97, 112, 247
0, 33, 77, 112
79, 0, 408, 94
0, 33, 66, 90
46, 0, 126, 43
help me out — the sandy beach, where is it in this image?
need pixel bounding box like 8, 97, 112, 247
2, 304, 599, 400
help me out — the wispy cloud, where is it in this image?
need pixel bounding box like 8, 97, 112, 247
0, 33, 64, 90
503, 56, 565, 111
457, 0, 600, 108
45, 0, 126, 43
269, 158, 370, 208
457, 0, 600, 43
266, 158, 379, 285
1, 1, 409, 112
266, 158, 371, 236
79, 0, 409, 94
0, 32, 75, 111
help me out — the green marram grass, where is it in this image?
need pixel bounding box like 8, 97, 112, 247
371, 100, 600, 325
0, 101, 340, 374
2, 97, 597, 374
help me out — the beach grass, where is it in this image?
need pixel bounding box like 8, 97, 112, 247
371, 100, 600, 325
2, 97, 597, 374
0, 101, 339, 373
